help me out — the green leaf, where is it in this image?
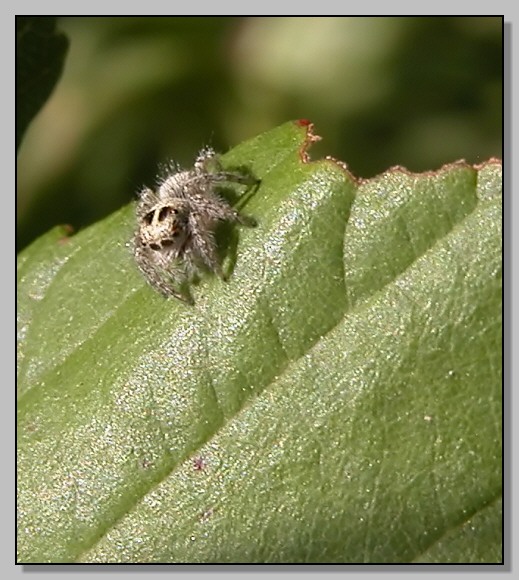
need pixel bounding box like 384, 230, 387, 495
17, 122, 502, 563
16, 17, 69, 150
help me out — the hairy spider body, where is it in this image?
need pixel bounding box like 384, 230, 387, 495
133, 148, 257, 304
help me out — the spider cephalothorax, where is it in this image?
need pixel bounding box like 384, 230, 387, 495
133, 147, 257, 304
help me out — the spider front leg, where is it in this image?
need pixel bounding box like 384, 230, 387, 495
134, 239, 194, 304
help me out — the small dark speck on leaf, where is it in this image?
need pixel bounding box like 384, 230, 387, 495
193, 456, 207, 471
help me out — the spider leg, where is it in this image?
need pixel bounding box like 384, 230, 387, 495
194, 147, 218, 173
134, 237, 194, 304
209, 172, 258, 186
186, 215, 225, 279
188, 192, 256, 227
195, 148, 259, 186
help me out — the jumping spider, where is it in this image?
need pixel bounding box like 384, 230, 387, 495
133, 147, 258, 304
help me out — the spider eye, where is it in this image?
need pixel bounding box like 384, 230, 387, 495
149, 243, 161, 251
158, 206, 172, 221
161, 239, 174, 247
144, 211, 154, 225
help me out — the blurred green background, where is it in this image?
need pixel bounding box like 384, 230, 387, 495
16, 16, 502, 251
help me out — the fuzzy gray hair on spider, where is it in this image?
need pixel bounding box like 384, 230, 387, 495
133, 147, 259, 304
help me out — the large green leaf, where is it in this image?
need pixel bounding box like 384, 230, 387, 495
17, 121, 502, 563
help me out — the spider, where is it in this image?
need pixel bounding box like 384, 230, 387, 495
133, 147, 258, 304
